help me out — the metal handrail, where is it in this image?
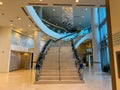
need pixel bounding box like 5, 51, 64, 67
35, 39, 53, 81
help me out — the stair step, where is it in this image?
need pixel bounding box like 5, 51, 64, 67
39, 76, 59, 80
36, 46, 82, 83
41, 67, 59, 69
35, 80, 84, 84
61, 73, 78, 76
61, 76, 80, 80
40, 73, 59, 76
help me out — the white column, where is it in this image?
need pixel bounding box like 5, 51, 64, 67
0, 27, 11, 72
88, 55, 91, 68
33, 30, 41, 62
91, 8, 101, 72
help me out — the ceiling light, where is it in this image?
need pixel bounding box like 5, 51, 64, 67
10, 24, 13, 26
0, 2, 3, 5
82, 16, 84, 18
39, 0, 42, 1
17, 17, 21, 20
75, 0, 79, 3
53, 9, 55, 11
85, 8, 88, 11
28, 25, 31, 27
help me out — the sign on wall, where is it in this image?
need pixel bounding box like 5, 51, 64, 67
116, 51, 120, 78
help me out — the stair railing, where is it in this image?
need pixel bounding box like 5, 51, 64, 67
35, 39, 53, 81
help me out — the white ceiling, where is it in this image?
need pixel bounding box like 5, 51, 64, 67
0, 0, 105, 38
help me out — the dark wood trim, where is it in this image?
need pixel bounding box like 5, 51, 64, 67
76, 4, 95, 7
76, 4, 105, 7
106, 0, 117, 90
28, 17, 34, 24
34, 24, 39, 29
21, 7, 28, 16
28, 3, 48, 6
53, 4, 72, 6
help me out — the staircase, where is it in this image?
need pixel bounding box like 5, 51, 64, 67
35, 45, 84, 84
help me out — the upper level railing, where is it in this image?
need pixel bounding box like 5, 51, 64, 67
73, 26, 92, 45
42, 19, 68, 34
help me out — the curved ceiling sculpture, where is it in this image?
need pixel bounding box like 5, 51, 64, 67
26, 6, 65, 39
26, 6, 91, 39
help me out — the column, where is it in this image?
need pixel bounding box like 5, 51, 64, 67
91, 8, 101, 71
33, 30, 41, 63
0, 27, 11, 72
88, 55, 91, 68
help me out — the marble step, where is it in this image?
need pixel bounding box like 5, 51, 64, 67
35, 80, 84, 84
39, 76, 59, 80
61, 76, 80, 80
40, 73, 59, 76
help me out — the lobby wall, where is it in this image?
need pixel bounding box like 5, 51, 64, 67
0, 27, 11, 72
10, 31, 34, 71
109, 0, 120, 89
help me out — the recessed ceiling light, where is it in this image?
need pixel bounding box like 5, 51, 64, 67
10, 24, 13, 26
28, 25, 31, 27
17, 17, 21, 20
85, 8, 88, 11
0, 2, 3, 5
39, 0, 42, 1
53, 9, 55, 11
75, 0, 79, 3
82, 16, 85, 18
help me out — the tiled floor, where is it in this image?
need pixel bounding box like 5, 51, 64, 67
0, 68, 112, 90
